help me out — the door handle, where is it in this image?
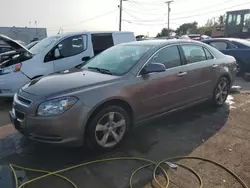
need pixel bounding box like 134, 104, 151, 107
177, 72, 187, 77
212, 64, 218, 68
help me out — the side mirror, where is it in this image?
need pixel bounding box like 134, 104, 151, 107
141, 62, 166, 75
54, 48, 61, 58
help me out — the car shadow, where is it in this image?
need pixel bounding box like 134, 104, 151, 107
0, 102, 230, 188
0, 98, 12, 127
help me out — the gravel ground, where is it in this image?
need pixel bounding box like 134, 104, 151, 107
144, 92, 250, 188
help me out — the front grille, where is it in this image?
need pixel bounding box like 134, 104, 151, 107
15, 110, 25, 121
17, 95, 32, 106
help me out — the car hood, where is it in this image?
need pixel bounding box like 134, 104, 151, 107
21, 70, 119, 97
0, 35, 32, 55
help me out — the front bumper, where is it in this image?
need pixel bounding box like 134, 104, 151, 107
0, 71, 30, 97
9, 92, 91, 147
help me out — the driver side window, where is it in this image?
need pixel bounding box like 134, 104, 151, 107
148, 45, 182, 69
44, 35, 86, 62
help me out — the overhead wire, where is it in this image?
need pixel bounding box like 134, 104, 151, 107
48, 8, 118, 30
171, 1, 250, 20
123, 9, 167, 22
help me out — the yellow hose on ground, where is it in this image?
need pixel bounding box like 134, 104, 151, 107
9, 156, 249, 188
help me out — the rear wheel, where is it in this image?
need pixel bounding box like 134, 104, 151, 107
86, 106, 130, 152
212, 77, 230, 107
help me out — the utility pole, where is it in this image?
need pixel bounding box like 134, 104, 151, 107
119, 0, 122, 31
118, 0, 127, 31
165, 1, 173, 37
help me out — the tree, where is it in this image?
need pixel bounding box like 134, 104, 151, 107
156, 28, 175, 37
218, 14, 226, 25
175, 22, 199, 36
205, 19, 214, 27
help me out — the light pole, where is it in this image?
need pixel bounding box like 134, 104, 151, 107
165, 1, 173, 37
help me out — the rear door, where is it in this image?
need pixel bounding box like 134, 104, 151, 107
180, 44, 218, 102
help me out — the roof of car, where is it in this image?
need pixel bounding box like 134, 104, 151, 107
56, 31, 134, 38
202, 38, 244, 42
123, 39, 203, 46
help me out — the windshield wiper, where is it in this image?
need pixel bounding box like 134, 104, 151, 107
87, 67, 113, 75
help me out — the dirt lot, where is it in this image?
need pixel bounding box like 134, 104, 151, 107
0, 77, 250, 188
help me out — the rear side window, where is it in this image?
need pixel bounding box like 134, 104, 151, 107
203, 48, 214, 59
181, 45, 206, 64
209, 41, 228, 50
91, 34, 114, 55
150, 45, 181, 69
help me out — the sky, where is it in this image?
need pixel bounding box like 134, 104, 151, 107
1, 0, 250, 37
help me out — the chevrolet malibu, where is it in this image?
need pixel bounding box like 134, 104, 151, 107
9, 39, 237, 151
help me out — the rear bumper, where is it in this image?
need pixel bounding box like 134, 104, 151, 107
0, 72, 30, 97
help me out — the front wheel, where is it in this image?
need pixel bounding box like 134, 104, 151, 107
86, 106, 130, 152
211, 77, 230, 107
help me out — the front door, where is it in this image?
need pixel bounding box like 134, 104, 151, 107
134, 45, 190, 119
53, 35, 87, 72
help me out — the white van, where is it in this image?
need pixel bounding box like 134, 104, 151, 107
0, 31, 136, 97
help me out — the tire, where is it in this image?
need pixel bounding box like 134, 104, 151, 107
211, 77, 230, 107
86, 106, 130, 152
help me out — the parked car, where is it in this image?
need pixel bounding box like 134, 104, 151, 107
9, 39, 237, 151
0, 31, 136, 97
179, 34, 212, 41
202, 38, 250, 81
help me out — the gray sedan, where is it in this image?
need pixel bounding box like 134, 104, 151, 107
9, 39, 237, 151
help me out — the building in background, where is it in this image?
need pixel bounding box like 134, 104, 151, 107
200, 24, 225, 38
0, 26, 47, 45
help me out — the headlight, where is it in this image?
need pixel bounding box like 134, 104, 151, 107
37, 97, 78, 116
2, 63, 22, 74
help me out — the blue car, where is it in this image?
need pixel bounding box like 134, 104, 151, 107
202, 38, 250, 81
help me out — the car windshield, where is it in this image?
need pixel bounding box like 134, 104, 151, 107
235, 39, 250, 47
83, 45, 152, 75
29, 36, 60, 54
26, 41, 38, 49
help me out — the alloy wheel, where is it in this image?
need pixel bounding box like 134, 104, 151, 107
215, 80, 229, 105
95, 112, 126, 148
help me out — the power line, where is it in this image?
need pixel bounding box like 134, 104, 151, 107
49, 9, 118, 30
126, 0, 165, 11
123, 7, 164, 15
172, 0, 233, 15
171, 1, 250, 20
124, 19, 181, 26
123, 9, 167, 21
